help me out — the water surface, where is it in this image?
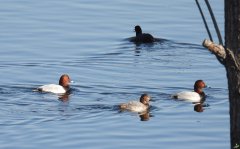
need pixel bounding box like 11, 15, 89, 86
0, 0, 229, 149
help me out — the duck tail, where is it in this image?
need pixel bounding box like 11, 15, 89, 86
119, 103, 127, 109
171, 94, 178, 99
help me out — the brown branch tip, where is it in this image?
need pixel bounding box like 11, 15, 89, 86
202, 39, 226, 59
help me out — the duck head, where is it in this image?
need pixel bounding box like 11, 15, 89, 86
194, 80, 206, 94
59, 74, 71, 89
135, 25, 142, 36
139, 93, 151, 106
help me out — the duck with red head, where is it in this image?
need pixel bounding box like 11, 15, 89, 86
59, 74, 71, 91
130, 25, 155, 43
194, 80, 206, 98
37, 74, 71, 94
172, 80, 206, 103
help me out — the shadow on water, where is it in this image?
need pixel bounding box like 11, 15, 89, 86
121, 37, 206, 57
123, 37, 169, 56
73, 104, 157, 121
117, 105, 157, 121
193, 103, 210, 112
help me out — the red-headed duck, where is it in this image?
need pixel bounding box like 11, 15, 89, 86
172, 80, 206, 103
37, 74, 71, 94
119, 94, 151, 113
130, 25, 154, 43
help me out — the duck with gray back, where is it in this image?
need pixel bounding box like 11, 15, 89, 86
119, 93, 151, 113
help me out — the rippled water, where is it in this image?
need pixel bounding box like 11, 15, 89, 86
0, 0, 229, 149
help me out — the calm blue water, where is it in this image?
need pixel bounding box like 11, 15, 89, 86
0, 0, 229, 149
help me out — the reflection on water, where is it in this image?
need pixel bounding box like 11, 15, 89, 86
119, 109, 151, 121
58, 93, 70, 102
194, 103, 204, 112
133, 39, 167, 56
139, 112, 150, 121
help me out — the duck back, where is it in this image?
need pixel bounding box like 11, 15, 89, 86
38, 84, 66, 94
172, 91, 201, 103
123, 101, 148, 112
135, 33, 154, 43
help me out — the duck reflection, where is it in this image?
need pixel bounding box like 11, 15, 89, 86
139, 111, 151, 121
193, 103, 209, 113
58, 93, 70, 102
194, 103, 204, 112
119, 109, 151, 121
133, 43, 154, 56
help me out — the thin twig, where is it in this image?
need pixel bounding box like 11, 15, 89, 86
195, 0, 213, 41
204, 0, 223, 45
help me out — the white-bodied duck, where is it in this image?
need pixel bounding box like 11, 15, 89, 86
172, 80, 206, 103
119, 94, 151, 113
37, 74, 71, 94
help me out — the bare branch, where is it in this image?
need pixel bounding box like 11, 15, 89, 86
202, 39, 226, 59
203, 39, 240, 69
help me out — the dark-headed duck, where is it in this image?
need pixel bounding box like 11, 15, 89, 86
130, 25, 154, 43
37, 74, 71, 94
172, 80, 206, 103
